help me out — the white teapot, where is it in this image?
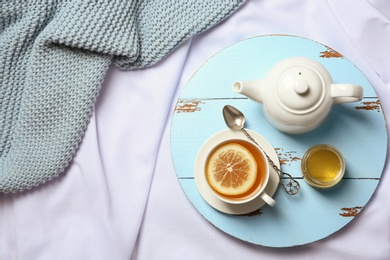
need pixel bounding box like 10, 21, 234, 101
232, 57, 364, 134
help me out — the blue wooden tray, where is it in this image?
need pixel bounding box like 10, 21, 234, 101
170, 35, 387, 247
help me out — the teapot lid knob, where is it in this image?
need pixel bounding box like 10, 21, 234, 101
275, 65, 324, 113
294, 79, 309, 95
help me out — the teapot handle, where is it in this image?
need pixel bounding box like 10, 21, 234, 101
331, 84, 364, 104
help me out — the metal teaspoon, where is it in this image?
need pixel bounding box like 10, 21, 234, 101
222, 105, 300, 195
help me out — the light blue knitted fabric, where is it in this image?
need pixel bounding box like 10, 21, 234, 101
0, 0, 245, 192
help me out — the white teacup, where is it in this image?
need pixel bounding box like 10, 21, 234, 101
204, 139, 276, 207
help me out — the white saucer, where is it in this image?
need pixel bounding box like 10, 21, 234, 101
194, 128, 280, 215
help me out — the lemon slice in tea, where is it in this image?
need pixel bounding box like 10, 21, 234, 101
206, 142, 257, 196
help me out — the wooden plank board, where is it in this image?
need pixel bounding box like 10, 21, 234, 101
170, 35, 387, 247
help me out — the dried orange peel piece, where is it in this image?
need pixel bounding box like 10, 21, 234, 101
206, 142, 257, 196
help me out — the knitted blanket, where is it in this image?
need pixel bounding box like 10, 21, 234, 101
0, 0, 245, 193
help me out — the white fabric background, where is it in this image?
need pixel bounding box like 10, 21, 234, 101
1, 0, 390, 259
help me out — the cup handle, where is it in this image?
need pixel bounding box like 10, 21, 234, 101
331, 84, 364, 104
260, 192, 276, 207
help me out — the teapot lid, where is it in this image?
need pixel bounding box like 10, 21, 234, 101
273, 60, 327, 114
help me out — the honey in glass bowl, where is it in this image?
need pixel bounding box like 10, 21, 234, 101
301, 144, 345, 188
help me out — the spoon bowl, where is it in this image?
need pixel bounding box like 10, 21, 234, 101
223, 105, 245, 130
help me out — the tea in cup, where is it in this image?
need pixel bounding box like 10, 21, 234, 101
205, 139, 275, 207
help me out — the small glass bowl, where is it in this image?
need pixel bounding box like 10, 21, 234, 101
301, 144, 345, 188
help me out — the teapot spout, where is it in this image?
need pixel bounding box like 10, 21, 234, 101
232, 80, 264, 103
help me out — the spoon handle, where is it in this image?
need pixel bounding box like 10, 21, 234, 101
240, 128, 300, 195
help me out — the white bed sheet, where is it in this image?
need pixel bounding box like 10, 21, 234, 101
1, 0, 389, 259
